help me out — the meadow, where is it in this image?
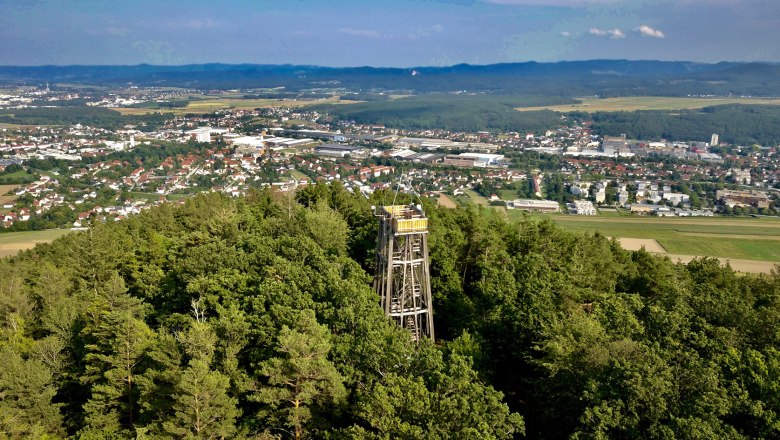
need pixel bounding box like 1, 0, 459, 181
515, 96, 780, 112
0, 229, 73, 258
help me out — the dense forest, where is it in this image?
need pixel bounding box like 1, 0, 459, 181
314, 95, 567, 133
588, 104, 780, 146
1, 184, 780, 439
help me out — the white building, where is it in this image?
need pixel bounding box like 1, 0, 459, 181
731, 168, 752, 185
662, 192, 690, 206
569, 181, 591, 198
185, 127, 213, 143
507, 199, 560, 212
570, 200, 597, 215
458, 152, 504, 166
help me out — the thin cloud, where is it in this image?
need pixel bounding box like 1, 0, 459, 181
105, 27, 130, 37
561, 31, 571, 36
635, 25, 665, 38
87, 27, 131, 37
169, 19, 220, 31
338, 28, 383, 38
589, 27, 625, 39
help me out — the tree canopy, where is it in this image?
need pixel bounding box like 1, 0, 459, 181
0, 184, 779, 439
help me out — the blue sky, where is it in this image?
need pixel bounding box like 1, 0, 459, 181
1, 0, 778, 66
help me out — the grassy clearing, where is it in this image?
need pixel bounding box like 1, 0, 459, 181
0, 169, 37, 184
498, 189, 518, 201
515, 96, 780, 113
0, 229, 73, 258
506, 211, 780, 262
114, 96, 357, 116
288, 169, 310, 181
463, 189, 489, 206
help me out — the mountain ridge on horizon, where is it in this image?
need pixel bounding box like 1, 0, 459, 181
2, 59, 780, 96
1, 59, 777, 69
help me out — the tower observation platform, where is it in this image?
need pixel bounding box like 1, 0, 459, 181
373, 204, 434, 342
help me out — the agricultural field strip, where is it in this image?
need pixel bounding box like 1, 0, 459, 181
0, 229, 73, 244
436, 193, 457, 209
516, 214, 780, 262
0, 229, 72, 258
553, 216, 780, 228
515, 96, 780, 112
0, 185, 18, 205
0, 229, 73, 258
113, 96, 356, 115
664, 254, 778, 275
679, 232, 780, 240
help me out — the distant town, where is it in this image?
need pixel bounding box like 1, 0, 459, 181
1, 85, 779, 231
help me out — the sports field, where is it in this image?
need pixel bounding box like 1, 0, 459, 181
0, 229, 73, 258
515, 96, 780, 113
114, 96, 358, 116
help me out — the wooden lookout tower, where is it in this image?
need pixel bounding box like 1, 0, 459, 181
373, 204, 434, 341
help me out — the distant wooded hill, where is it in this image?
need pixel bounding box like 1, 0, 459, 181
2, 60, 780, 96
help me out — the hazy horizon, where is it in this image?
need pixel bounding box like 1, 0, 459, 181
0, 59, 777, 69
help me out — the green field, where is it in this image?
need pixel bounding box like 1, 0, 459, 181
0, 229, 73, 258
506, 211, 780, 262
462, 189, 489, 206
515, 96, 780, 113
0, 169, 36, 184
498, 189, 519, 201
288, 169, 310, 181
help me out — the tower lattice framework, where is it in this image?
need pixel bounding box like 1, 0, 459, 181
373, 204, 434, 341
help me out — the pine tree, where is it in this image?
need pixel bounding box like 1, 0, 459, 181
0, 347, 64, 439
80, 285, 154, 438
162, 359, 240, 439
159, 314, 241, 439
255, 311, 346, 440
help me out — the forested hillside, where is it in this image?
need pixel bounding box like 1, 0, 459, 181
589, 104, 780, 146
1, 183, 779, 439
